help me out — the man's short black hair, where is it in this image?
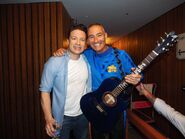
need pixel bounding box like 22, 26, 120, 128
68, 24, 87, 38
88, 23, 105, 30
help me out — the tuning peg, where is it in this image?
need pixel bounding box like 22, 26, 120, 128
165, 49, 169, 51
162, 47, 169, 51
165, 32, 168, 36
160, 37, 165, 42
157, 41, 160, 46
171, 38, 175, 42
172, 37, 178, 42
173, 35, 178, 40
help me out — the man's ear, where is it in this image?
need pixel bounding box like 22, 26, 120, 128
105, 32, 108, 38
87, 38, 90, 45
67, 39, 69, 45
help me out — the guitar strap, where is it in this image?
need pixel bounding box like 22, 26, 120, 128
113, 48, 125, 79
113, 48, 135, 96
113, 47, 128, 139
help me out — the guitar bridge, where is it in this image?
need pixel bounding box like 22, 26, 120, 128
93, 98, 107, 115
96, 105, 104, 112
95, 104, 107, 116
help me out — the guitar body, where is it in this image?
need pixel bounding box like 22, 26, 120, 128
80, 77, 129, 133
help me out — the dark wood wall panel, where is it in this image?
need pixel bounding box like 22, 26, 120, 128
38, 3, 45, 80
57, 3, 63, 49
13, 5, 23, 139
113, 3, 185, 139
62, 6, 72, 48
1, 5, 11, 139
0, 5, 5, 139
8, 5, 17, 138
31, 4, 39, 139
0, 2, 71, 139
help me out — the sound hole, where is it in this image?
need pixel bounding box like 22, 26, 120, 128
103, 92, 116, 107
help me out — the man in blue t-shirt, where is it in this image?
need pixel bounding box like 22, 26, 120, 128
54, 23, 142, 139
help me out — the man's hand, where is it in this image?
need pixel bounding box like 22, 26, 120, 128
53, 48, 67, 57
45, 117, 60, 137
125, 73, 141, 85
125, 68, 142, 85
136, 83, 145, 95
136, 83, 156, 104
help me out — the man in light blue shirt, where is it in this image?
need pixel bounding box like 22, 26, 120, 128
40, 24, 92, 139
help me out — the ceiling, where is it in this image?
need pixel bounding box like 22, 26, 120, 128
1, 0, 185, 43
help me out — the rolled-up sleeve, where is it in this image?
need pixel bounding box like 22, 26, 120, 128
39, 57, 56, 93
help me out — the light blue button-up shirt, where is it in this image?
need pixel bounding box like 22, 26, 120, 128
39, 53, 92, 126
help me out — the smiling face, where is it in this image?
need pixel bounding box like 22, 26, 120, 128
67, 29, 86, 58
87, 25, 108, 53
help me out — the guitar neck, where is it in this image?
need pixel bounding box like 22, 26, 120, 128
133, 50, 158, 74
112, 50, 159, 97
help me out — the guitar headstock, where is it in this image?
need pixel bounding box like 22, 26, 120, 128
154, 31, 178, 54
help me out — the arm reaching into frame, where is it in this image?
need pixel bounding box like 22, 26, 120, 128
136, 83, 185, 137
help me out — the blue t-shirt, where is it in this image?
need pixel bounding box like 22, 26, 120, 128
84, 46, 136, 91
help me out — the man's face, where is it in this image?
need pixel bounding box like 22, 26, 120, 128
68, 29, 86, 55
87, 25, 108, 53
